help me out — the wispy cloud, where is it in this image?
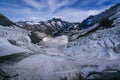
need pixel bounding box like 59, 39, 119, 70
53, 8, 104, 22
0, 2, 20, 8
46, 0, 78, 12
97, 0, 109, 5
1, 0, 118, 22
22, 0, 46, 10
19, 0, 105, 22
22, 0, 78, 12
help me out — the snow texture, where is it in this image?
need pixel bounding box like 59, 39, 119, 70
0, 4, 120, 80
0, 24, 120, 80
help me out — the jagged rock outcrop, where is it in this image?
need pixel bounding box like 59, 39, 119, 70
17, 18, 80, 35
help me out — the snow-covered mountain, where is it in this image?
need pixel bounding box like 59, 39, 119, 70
17, 18, 80, 33
0, 3, 120, 80
69, 3, 120, 41
16, 3, 120, 42
80, 3, 120, 29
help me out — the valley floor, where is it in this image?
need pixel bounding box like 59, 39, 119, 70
0, 47, 120, 80
0, 25, 120, 80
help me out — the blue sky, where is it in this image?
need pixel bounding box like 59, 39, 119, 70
0, 0, 119, 22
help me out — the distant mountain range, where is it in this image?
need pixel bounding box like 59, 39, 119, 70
0, 3, 120, 43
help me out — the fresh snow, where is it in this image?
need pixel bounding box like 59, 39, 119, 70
0, 24, 120, 80
0, 37, 30, 56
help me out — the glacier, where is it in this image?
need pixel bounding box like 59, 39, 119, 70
0, 24, 120, 80
0, 3, 120, 80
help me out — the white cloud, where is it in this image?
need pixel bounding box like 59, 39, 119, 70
97, 0, 109, 5
0, 2, 20, 8
19, 0, 105, 22
22, 0, 78, 12
0, 0, 107, 22
0, 6, 105, 22
53, 8, 104, 22
46, 0, 78, 12
22, 0, 46, 10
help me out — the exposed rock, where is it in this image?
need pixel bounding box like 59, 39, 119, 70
29, 31, 49, 44
0, 69, 18, 79
0, 13, 15, 26
85, 69, 120, 80
8, 39, 17, 45
17, 18, 80, 38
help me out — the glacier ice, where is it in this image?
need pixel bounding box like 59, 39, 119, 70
0, 24, 120, 80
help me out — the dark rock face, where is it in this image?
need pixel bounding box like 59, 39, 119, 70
85, 69, 120, 80
0, 14, 15, 26
99, 18, 113, 29
8, 40, 17, 45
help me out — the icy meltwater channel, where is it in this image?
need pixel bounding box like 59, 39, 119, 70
0, 26, 120, 80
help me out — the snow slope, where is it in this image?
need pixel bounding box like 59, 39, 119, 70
0, 24, 120, 80
0, 3, 120, 80
0, 26, 31, 56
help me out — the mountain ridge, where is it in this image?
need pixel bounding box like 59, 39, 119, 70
0, 13, 16, 26
0, 3, 120, 43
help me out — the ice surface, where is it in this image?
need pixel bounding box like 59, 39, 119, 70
0, 26, 31, 56
0, 37, 30, 56
0, 15, 120, 80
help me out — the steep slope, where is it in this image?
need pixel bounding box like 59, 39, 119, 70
0, 25, 31, 56
0, 14, 15, 26
69, 3, 120, 41
80, 3, 120, 29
